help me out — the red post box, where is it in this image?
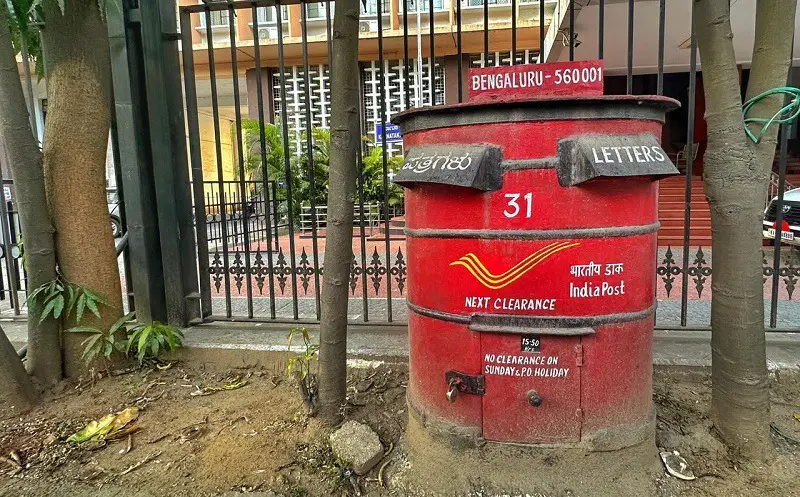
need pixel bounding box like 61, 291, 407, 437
392, 95, 679, 450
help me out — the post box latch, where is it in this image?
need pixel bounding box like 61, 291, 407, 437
445, 370, 486, 402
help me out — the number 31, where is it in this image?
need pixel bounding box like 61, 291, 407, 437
503, 193, 533, 218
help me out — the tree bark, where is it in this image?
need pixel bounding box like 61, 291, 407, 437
0, 0, 61, 387
695, 0, 796, 459
40, 0, 122, 377
0, 325, 37, 413
317, 0, 360, 424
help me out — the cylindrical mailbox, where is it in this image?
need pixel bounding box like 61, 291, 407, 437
392, 96, 679, 450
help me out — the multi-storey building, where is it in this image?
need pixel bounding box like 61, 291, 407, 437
178, 0, 561, 182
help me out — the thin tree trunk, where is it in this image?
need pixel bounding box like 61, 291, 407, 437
695, 0, 796, 458
0, 0, 61, 387
317, 0, 360, 424
40, 0, 122, 377
0, 325, 37, 413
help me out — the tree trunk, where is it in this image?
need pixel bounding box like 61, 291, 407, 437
317, 0, 360, 424
695, 0, 796, 458
40, 0, 122, 377
0, 0, 61, 387
0, 326, 37, 413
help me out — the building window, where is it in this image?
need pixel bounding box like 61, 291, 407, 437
362, 58, 444, 155
464, 0, 509, 6
362, 0, 391, 16
272, 65, 331, 156
256, 6, 288, 24
199, 8, 230, 27
406, 0, 445, 11
306, 2, 327, 19
470, 50, 539, 68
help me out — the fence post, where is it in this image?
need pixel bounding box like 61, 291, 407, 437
108, 0, 200, 326
107, 1, 167, 323
137, 0, 200, 326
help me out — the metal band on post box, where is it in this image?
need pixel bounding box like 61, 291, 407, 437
395, 144, 503, 191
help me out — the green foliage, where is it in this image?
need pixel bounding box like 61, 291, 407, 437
235, 122, 405, 221
238, 119, 313, 223
27, 272, 110, 325
293, 128, 330, 208
67, 311, 133, 364
125, 321, 184, 365
362, 140, 404, 207
239, 119, 288, 187
67, 310, 183, 366
4, 0, 43, 78
287, 327, 318, 380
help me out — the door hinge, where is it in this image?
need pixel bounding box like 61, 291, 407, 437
574, 343, 584, 367
445, 370, 486, 397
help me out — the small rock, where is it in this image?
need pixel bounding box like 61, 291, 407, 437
329, 421, 384, 475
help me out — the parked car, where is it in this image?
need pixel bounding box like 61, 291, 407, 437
763, 188, 800, 246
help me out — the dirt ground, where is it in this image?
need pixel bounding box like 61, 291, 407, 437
0, 361, 798, 497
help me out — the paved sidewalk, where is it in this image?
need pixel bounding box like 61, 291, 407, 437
5, 313, 799, 370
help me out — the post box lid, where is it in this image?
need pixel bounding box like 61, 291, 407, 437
557, 133, 679, 186
391, 95, 680, 134
394, 144, 503, 191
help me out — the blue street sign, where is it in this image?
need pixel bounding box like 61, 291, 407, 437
376, 123, 403, 144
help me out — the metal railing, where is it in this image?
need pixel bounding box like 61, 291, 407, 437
176, 0, 800, 332
299, 203, 382, 235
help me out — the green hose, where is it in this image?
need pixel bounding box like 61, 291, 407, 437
742, 86, 800, 144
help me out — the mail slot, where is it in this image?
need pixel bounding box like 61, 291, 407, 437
392, 95, 679, 450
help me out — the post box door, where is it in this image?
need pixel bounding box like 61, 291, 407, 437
481, 333, 581, 444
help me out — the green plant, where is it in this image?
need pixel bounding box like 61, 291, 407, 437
125, 321, 184, 365
361, 141, 404, 207
67, 312, 133, 364
27, 271, 110, 325
287, 327, 318, 414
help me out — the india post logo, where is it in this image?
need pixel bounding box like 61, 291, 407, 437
450, 241, 579, 290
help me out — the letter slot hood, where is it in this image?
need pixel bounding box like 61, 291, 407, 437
394, 144, 503, 191
556, 134, 679, 187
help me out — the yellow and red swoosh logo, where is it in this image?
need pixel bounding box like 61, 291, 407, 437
450, 241, 579, 290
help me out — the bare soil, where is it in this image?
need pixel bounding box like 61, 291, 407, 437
0, 362, 798, 497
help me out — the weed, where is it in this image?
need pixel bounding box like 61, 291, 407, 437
67, 312, 134, 365
125, 321, 184, 364
287, 327, 318, 415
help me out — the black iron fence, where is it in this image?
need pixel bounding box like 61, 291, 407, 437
0, 180, 26, 315
0, 181, 131, 316
178, 0, 800, 331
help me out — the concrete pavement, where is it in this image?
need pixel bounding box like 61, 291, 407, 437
5, 312, 799, 370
